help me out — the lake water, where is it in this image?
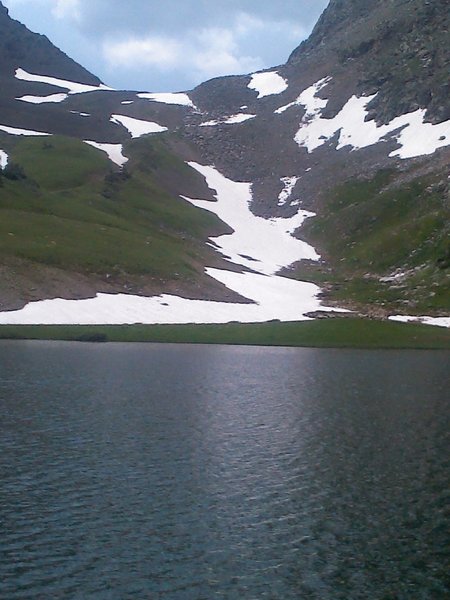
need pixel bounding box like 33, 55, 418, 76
0, 341, 448, 599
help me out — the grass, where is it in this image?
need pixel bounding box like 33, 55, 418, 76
0, 318, 449, 349
295, 168, 450, 313
0, 135, 225, 280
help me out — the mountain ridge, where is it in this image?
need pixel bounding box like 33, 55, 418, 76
0, 0, 448, 324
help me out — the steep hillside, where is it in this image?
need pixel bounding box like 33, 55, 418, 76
0, 0, 448, 324
185, 0, 450, 316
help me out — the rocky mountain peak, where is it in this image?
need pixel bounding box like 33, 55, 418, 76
0, 1, 101, 85
287, 0, 449, 124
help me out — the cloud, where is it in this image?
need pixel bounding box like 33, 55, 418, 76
103, 37, 182, 69
101, 12, 302, 84
191, 26, 262, 78
4, 0, 81, 20
52, 0, 81, 21
2, 0, 327, 91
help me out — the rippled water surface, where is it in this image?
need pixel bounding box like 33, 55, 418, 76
1, 341, 449, 599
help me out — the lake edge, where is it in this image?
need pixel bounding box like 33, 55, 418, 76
0, 318, 449, 349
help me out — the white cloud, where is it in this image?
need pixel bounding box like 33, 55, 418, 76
2, 0, 316, 90
52, 0, 81, 21
192, 26, 261, 79
101, 14, 272, 83
103, 37, 182, 69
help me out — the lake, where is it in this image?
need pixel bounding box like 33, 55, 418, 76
0, 341, 448, 599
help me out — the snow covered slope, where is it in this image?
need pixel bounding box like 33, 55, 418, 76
0, 0, 448, 325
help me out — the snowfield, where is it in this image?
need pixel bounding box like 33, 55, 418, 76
83, 141, 128, 167
275, 77, 331, 115
0, 271, 336, 326
292, 78, 450, 159
248, 72, 288, 98
110, 114, 168, 138
137, 92, 195, 108
0, 163, 344, 325
15, 68, 113, 94
200, 113, 256, 127
182, 163, 319, 275
16, 93, 68, 104
388, 315, 450, 328
0, 124, 51, 136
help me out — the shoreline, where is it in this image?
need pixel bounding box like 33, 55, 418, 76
1, 318, 449, 350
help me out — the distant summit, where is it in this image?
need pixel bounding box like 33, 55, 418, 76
0, 0, 101, 85
0, 0, 448, 325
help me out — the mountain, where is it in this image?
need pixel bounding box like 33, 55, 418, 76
0, 0, 448, 325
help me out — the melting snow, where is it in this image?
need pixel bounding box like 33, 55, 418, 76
15, 68, 113, 94
0, 150, 8, 169
275, 77, 331, 115
292, 78, 450, 159
16, 93, 68, 104
0, 271, 337, 326
200, 113, 256, 127
225, 114, 256, 124
278, 176, 300, 206
110, 114, 168, 138
389, 315, 450, 328
84, 141, 128, 167
0, 124, 50, 136
182, 163, 319, 275
0, 163, 344, 325
248, 71, 288, 98
137, 92, 195, 108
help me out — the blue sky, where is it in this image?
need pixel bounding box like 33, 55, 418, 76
3, 0, 329, 92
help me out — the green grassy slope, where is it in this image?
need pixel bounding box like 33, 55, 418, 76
292, 167, 450, 315
0, 135, 226, 283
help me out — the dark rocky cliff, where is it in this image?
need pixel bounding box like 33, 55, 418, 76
288, 0, 450, 124
0, 1, 101, 84
0, 0, 448, 316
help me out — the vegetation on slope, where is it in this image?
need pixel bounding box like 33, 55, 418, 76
0, 134, 229, 303
290, 167, 450, 315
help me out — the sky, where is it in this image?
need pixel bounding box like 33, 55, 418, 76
3, 0, 329, 92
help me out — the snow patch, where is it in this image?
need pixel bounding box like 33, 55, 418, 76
16, 93, 68, 104
0, 163, 347, 325
389, 315, 450, 328
15, 68, 113, 94
292, 79, 450, 159
182, 163, 319, 275
137, 92, 195, 108
0, 272, 339, 326
200, 113, 256, 127
225, 113, 256, 124
275, 77, 331, 115
70, 111, 90, 117
121, 101, 134, 105
110, 114, 168, 138
379, 271, 406, 283
278, 176, 300, 206
84, 141, 128, 167
248, 71, 288, 98
0, 150, 8, 169
0, 124, 51, 137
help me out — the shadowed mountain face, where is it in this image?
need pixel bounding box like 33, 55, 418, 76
0, 0, 448, 318
0, 3, 100, 84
